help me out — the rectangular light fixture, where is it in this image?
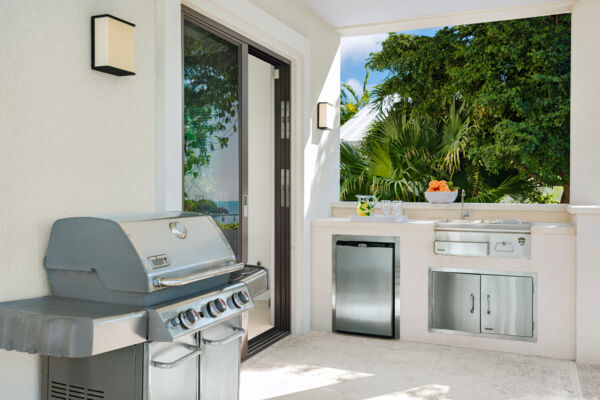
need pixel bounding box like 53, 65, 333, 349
91, 14, 135, 76
317, 102, 335, 130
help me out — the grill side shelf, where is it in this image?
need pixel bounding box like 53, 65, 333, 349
0, 297, 146, 358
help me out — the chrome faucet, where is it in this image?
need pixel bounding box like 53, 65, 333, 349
460, 189, 470, 220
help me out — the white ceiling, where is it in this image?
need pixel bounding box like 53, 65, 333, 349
300, 0, 573, 35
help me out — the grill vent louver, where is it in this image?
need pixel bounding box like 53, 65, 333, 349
49, 381, 104, 400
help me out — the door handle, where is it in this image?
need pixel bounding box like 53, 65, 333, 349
202, 327, 245, 346
151, 344, 202, 369
486, 294, 491, 315
470, 294, 475, 314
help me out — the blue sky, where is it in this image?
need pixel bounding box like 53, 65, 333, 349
341, 28, 440, 95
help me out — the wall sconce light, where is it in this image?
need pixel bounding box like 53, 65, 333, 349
91, 14, 135, 76
317, 102, 335, 130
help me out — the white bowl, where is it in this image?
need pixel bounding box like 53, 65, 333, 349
425, 191, 458, 204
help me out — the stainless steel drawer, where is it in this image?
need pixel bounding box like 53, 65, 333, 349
434, 241, 488, 256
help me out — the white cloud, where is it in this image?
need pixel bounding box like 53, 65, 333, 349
344, 78, 362, 95
340, 33, 388, 63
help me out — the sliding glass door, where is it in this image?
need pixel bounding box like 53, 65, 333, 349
182, 7, 291, 358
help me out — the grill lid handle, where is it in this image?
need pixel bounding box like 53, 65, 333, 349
153, 262, 244, 287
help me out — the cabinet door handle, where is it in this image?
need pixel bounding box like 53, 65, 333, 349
470, 293, 475, 314
486, 294, 491, 315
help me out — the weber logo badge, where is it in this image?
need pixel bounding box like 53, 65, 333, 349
148, 254, 170, 268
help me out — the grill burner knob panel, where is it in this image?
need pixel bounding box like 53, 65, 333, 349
179, 308, 199, 329
232, 291, 250, 308
207, 298, 227, 317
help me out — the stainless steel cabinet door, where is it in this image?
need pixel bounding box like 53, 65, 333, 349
335, 243, 394, 337
200, 316, 242, 399
431, 272, 480, 333
481, 275, 533, 337
148, 335, 199, 400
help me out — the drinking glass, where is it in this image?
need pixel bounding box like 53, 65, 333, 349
381, 200, 392, 216
392, 200, 404, 216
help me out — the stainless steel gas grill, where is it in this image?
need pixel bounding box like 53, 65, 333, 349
0, 212, 267, 400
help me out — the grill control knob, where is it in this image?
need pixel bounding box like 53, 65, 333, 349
179, 308, 199, 329
232, 290, 250, 308
207, 298, 227, 317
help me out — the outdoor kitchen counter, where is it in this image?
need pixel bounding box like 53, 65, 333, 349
310, 217, 576, 360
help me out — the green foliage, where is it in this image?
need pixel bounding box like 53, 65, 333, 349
184, 199, 229, 215
340, 70, 372, 125
340, 103, 504, 202
217, 222, 239, 231
366, 15, 571, 203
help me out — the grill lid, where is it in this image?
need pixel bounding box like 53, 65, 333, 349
44, 212, 240, 294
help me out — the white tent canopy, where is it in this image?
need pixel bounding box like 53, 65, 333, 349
340, 104, 380, 145
341, 95, 399, 144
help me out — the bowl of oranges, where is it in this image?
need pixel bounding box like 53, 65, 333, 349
425, 180, 458, 203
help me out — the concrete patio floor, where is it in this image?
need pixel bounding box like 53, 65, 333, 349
240, 331, 600, 400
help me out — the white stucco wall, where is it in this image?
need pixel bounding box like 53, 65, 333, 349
0, 0, 157, 397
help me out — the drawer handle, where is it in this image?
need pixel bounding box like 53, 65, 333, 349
486, 294, 491, 315
202, 327, 245, 346
470, 293, 475, 314
151, 344, 202, 369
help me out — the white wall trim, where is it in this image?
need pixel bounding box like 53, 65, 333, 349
156, 0, 183, 212
158, 0, 312, 334
337, 0, 574, 36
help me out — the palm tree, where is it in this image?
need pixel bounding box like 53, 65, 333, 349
340, 70, 371, 125
340, 100, 521, 202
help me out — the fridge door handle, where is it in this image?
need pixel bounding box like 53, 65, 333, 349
470, 293, 475, 314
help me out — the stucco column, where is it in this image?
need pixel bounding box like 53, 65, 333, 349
570, 0, 600, 365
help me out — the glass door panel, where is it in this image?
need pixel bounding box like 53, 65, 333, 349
246, 55, 275, 339
183, 20, 240, 257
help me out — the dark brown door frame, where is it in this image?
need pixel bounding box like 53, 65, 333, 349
181, 5, 291, 358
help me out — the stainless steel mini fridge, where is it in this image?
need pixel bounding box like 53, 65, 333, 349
333, 235, 400, 338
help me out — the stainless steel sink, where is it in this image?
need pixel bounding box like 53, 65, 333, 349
435, 219, 532, 233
